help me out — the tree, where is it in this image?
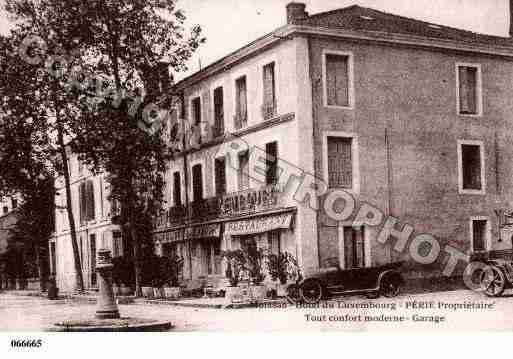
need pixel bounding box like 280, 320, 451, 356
4, 0, 205, 295
0, 26, 89, 292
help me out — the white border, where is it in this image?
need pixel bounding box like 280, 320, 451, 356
322, 131, 360, 194
455, 62, 483, 117
322, 50, 355, 109
469, 216, 491, 253
457, 139, 486, 195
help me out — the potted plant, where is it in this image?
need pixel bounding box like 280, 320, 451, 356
222, 249, 247, 303
162, 254, 184, 299
267, 252, 298, 297
246, 246, 267, 302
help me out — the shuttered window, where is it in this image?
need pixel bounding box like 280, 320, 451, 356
326, 54, 349, 107
235, 76, 247, 129
79, 182, 86, 224
173, 172, 182, 206
327, 137, 352, 188
215, 157, 226, 196
263, 62, 276, 107
192, 97, 201, 125
238, 151, 250, 190
192, 164, 203, 202
265, 141, 278, 185
213, 87, 224, 137
86, 180, 95, 221
458, 66, 479, 115
461, 144, 482, 191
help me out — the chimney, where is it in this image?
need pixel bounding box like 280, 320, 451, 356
510, 0, 513, 36
286, 2, 308, 24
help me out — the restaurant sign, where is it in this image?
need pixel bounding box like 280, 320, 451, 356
225, 213, 293, 236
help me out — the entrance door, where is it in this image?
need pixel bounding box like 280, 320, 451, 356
343, 227, 365, 269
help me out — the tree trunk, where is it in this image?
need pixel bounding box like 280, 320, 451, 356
56, 122, 85, 293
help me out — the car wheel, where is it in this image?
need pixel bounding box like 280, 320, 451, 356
300, 280, 323, 304
381, 277, 401, 298
481, 266, 506, 297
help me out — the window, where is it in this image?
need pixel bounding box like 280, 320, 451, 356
2, 206, 7, 214
342, 226, 366, 269
79, 180, 95, 223
191, 97, 201, 126
11, 198, 17, 209
457, 64, 482, 116
238, 151, 250, 190
471, 219, 489, 252
90, 234, 97, 287
327, 137, 353, 188
235, 76, 248, 129
214, 157, 227, 196
458, 140, 485, 194
262, 62, 276, 119
192, 164, 203, 202
173, 172, 182, 206
213, 87, 224, 137
265, 141, 278, 185
324, 52, 353, 108
112, 230, 122, 257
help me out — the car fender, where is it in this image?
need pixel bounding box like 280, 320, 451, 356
376, 269, 404, 291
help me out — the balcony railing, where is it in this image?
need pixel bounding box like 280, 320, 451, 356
154, 184, 285, 230
261, 102, 277, 120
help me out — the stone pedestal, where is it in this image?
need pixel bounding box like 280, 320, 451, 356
95, 249, 120, 319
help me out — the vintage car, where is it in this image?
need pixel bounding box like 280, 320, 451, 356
298, 260, 404, 304
479, 259, 513, 297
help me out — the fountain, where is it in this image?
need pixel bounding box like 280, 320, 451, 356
50, 249, 173, 332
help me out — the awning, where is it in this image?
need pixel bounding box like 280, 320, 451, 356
224, 213, 293, 236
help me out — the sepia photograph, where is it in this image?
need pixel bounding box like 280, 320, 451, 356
0, 0, 513, 348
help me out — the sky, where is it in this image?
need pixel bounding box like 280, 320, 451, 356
0, 0, 509, 80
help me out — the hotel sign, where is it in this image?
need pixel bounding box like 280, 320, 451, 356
220, 184, 283, 217
225, 213, 293, 236
185, 223, 221, 240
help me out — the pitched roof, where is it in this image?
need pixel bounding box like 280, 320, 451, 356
298, 5, 513, 47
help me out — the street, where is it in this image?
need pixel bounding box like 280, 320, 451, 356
0, 289, 512, 331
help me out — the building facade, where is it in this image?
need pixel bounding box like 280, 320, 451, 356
154, 2, 513, 290
51, 150, 124, 292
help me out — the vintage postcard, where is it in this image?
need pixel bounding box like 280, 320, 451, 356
1, 0, 513, 344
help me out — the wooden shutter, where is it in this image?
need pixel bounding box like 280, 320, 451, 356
238, 151, 249, 190
173, 172, 182, 206
327, 137, 353, 188
79, 182, 86, 224
263, 62, 276, 106
192, 164, 203, 202
461, 144, 482, 190
326, 54, 349, 107
192, 97, 201, 125
214, 87, 224, 136
266, 141, 278, 185
215, 157, 226, 196
236, 77, 247, 120
466, 67, 477, 114
86, 180, 95, 220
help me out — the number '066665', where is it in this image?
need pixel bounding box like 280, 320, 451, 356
11, 339, 42, 348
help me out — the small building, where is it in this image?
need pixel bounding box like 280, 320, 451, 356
51, 150, 125, 292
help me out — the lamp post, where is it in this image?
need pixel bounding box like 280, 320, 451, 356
95, 249, 120, 319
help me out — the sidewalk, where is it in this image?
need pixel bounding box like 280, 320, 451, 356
138, 296, 288, 309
